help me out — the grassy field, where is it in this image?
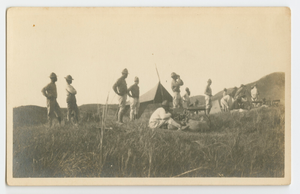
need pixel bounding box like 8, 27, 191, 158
13, 105, 285, 178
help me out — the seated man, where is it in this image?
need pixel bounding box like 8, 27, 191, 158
149, 100, 188, 131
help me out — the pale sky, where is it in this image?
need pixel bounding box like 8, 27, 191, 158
7, 7, 290, 108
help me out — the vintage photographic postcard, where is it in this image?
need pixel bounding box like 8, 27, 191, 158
6, 7, 291, 186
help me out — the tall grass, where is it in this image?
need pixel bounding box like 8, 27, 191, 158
13, 106, 285, 177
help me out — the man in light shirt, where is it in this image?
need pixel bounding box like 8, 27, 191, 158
220, 94, 233, 112
149, 100, 188, 131
65, 75, 79, 124
41, 72, 62, 127
127, 76, 140, 121
182, 87, 191, 108
171, 72, 184, 108
113, 68, 128, 124
251, 83, 260, 107
204, 79, 213, 115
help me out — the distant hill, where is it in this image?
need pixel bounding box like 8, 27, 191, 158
13, 103, 119, 127
190, 72, 285, 105
13, 105, 48, 127
79, 104, 118, 113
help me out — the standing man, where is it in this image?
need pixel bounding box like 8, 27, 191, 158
127, 76, 140, 121
41, 72, 63, 127
171, 72, 184, 108
65, 75, 79, 124
251, 83, 260, 107
204, 79, 213, 115
113, 68, 128, 124
182, 87, 191, 108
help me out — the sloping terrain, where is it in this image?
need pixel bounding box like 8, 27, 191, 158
190, 72, 285, 104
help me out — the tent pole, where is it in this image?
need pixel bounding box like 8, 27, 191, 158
155, 64, 165, 101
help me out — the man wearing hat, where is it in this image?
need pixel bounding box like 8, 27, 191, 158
113, 68, 129, 124
171, 72, 184, 108
204, 79, 213, 115
41, 72, 63, 127
149, 100, 188, 130
65, 75, 79, 124
127, 76, 140, 121
251, 83, 260, 107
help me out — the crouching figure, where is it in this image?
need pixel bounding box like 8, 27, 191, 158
220, 94, 233, 112
149, 100, 188, 131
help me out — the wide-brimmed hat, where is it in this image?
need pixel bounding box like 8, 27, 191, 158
65, 75, 74, 81
171, 72, 177, 78
49, 72, 57, 78
122, 68, 129, 74
134, 76, 139, 82
162, 100, 169, 106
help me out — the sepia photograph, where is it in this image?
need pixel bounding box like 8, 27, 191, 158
6, 7, 291, 186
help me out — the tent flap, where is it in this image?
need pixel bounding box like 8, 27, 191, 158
137, 102, 151, 119
124, 82, 173, 118
139, 82, 173, 104
210, 100, 222, 114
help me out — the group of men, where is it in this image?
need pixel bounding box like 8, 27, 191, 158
171, 72, 192, 109
41, 73, 79, 127
112, 68, 140, 125
147, 73, 263, 131
171, 71, 213, 115
41, 68, 259, 130
111, 68, 212, 129
147, 73, 213, 130
220, 83, 260, 112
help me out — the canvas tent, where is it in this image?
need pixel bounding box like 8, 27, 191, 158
124, 82, 173, 119
210, 99, 222, 114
